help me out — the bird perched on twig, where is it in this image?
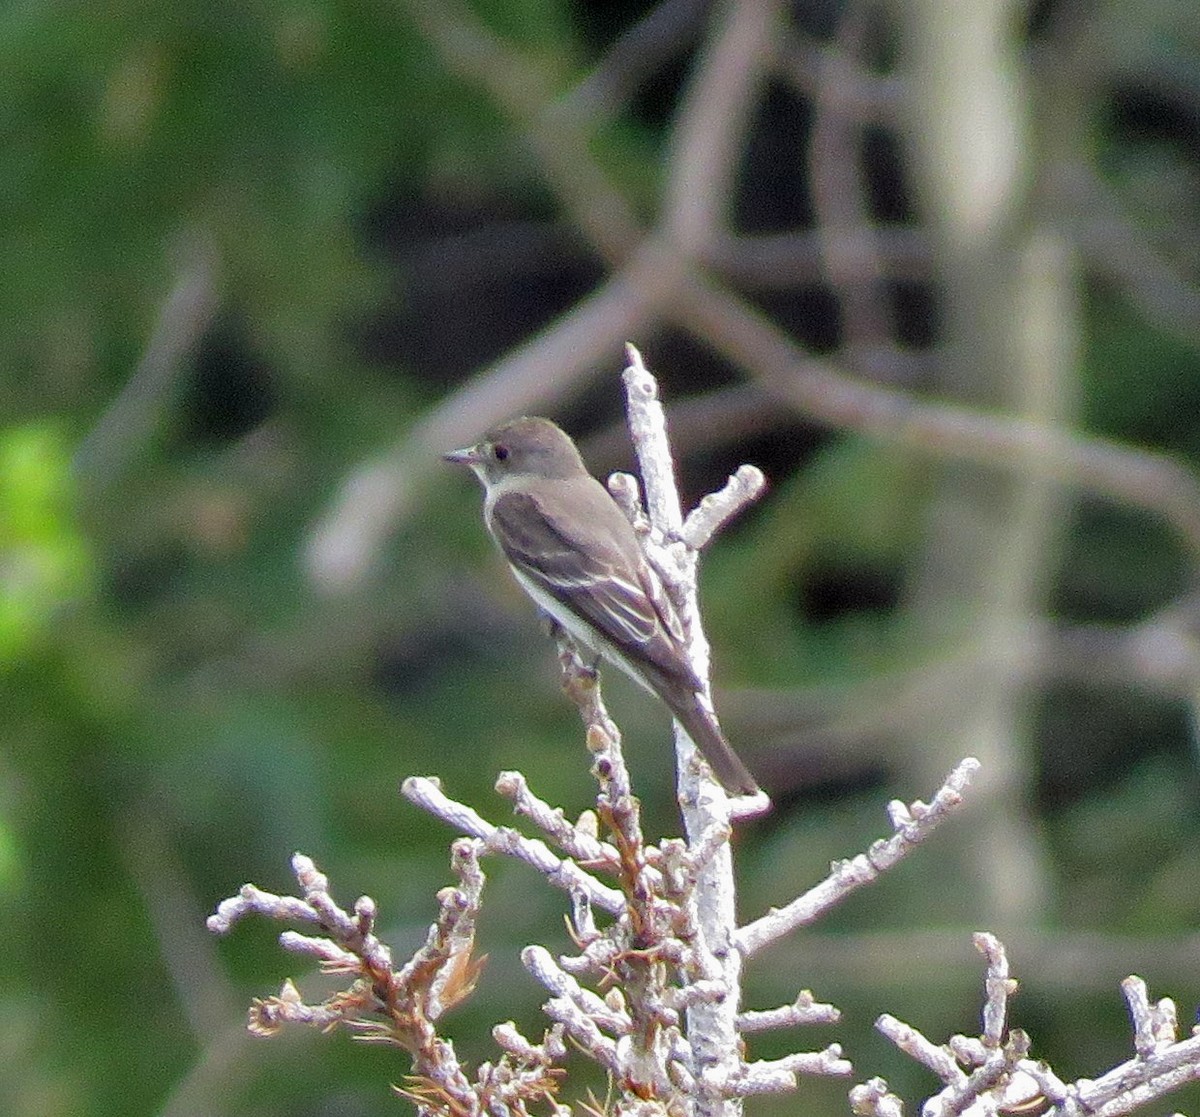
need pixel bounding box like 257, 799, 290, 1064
445, 416, 759, 796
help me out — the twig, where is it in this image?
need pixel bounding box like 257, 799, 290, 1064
875, 1014, 965, 1083
873, 935, 1200, 1117
494, 770, 621, 870
738, 758, 980, 956
849, 1076, 907, 1117
737, 991, 842, 1033
402, 776, 626, 915
1122, 976, 1177, 1057
976, 932, 1017, 1048
732, 1047, 853, 1092
679, 463, 766, 550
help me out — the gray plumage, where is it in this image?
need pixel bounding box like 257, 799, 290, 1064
445, 416, 759, 796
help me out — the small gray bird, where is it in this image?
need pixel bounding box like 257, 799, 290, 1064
444, 416, 759, 796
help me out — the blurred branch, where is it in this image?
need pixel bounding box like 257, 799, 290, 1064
320, 0, 1200, 604
1041, 612, 1200, 699
73, 234, 218, 492
581, 383, 799, 469
669, 268, 1200, 563
1057, 161, 1200, 349
703, 225, 931, 286
664, 0, 785, 254
774, 30, 904, 121
312, 0, 783, 589
397, 0, 641, 262
807, 4, 893, 364
722, 609, 1200, 781
120, 811, 239, 1041
157, 1022, 261, 1117
895, 0, 1057, 931
564, 0, 711, 120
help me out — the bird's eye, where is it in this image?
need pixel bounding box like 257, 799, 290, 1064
493, 444, 509, 462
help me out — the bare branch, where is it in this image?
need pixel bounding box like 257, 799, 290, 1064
737, 991, 842, 1034
402, 776, 626, 915
732, 1046, 854, 1093
875, 938, 1200, 1117
1123, 976, 1178, 1057
738, 758, 981, 956
876, 1014, 966, 1084
622, 342, 757, 1114
976, 932, 1016, 1048
523, 945, 632, 1037
494, 769, 621, 870
607, 470, 650, 534
680, 464, 766, 550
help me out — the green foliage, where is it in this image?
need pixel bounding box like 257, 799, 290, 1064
0, 425, 91, 663
0, 0, 572, 417
1083, 289, 1200, 454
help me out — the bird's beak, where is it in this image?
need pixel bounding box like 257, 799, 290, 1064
443, 444, 482, 465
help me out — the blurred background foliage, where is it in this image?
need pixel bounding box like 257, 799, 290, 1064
2, 0, 1200, 1115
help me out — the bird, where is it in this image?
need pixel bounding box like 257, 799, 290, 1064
444, 416, 759, 796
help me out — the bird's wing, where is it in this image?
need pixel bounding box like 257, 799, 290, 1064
488, 484, 695, 684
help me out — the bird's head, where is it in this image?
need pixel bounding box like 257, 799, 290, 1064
443, 416, 587, 485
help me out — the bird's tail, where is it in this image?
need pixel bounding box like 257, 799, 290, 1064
665, 688, 760, 797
